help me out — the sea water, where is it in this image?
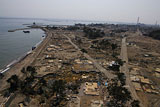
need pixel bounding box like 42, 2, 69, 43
0, 18, 45, 69
0, 17, 106, 70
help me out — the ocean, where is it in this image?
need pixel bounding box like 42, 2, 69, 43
0, 18, 45, 70
0, 17, 106, 71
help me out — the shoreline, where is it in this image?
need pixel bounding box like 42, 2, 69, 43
0, 50, 32, 74
0, 27, 46, 74
0, 27, 50, 105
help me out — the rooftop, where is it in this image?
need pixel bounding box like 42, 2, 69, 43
132, 82, 142, 91
84, 82, 99, 96
155, 68, 160, 73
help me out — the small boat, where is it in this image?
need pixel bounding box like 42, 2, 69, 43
8, 30, 14, 32
32, 46, 36, 50
23, 31, 30, 33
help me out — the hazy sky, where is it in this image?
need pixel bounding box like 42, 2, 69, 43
0, 0, 159, 24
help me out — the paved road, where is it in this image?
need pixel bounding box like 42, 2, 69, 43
120, 37, 143, 107
63, 34, 115, 79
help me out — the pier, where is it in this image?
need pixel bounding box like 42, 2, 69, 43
8, 25, 41, 32
8, 28, 33, 32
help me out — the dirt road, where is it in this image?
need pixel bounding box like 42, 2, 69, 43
63, 34, 115, 79
120, 37, 143, 107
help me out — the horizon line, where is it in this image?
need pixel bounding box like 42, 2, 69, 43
0, 16, 152, 25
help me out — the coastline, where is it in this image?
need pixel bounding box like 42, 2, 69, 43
0, 27, 49, 88
0, 27, 46, 74
0, 27, 50, 105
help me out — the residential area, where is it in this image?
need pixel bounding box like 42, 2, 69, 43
0, 23, 160, 107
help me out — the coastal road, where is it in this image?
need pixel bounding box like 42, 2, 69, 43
63, 34, 115, 79
120, 37, 143, 107
0, 28, 52, 106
